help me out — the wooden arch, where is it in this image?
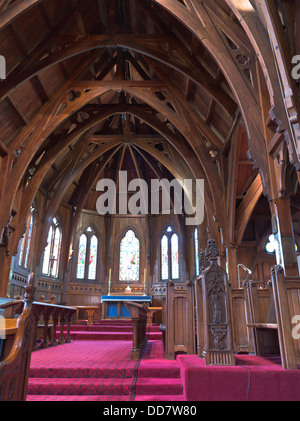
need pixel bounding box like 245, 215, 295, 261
5, 81, 224, 257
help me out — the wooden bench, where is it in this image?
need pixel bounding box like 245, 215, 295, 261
147, 306, 162, 326
124, 301, 148, 360
243, 280, 280, 357
244, 265, 300, 369
0, 273, 36, 401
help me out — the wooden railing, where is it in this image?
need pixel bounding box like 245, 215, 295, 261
124, 301, 148, 360
1, 298, 77, 353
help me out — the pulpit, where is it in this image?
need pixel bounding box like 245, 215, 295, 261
101, 295, 152, 319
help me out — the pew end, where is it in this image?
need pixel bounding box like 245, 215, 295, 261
0, 273, 36, 401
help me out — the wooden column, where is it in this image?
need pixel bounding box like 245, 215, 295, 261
226, 245, 238, 289
270, 197, 298, 276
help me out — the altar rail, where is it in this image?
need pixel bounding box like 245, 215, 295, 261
0, 299, 77, 352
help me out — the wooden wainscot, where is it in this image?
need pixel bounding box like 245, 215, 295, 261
164, 280, 195, 360
0, 273, 36, 401
124, 301, 148, 360
197, 237, 235, 366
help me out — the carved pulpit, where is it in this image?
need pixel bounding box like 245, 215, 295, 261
199, 237, 235, 366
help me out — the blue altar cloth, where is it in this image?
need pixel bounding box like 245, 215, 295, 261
101, 295, 152, 302
101, 295, 152, 318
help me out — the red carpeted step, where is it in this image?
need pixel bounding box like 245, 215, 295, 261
134, 395, 184, 401
28, 339, 184, 401
27, 395, 131, 401
28, 377, 183, 397
27, 377, 134, 396
135, 378, 183, 396
56, 331, 162, 341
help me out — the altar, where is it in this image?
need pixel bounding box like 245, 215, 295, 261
101, 295, 152, 319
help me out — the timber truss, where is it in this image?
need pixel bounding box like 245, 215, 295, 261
0, 0, 299, 292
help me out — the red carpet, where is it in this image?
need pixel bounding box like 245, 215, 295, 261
179, 354, 300, 401
27, 340, 183, 401
27, 320, 300, 401
55, 320, 162, 341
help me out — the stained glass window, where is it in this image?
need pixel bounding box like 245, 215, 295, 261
18, 210, 34, 268
119, 230, 140, 282
51, 227, 61, 278
194, 228, 200, 277
77, 233, 87, 279
18, 235, 25, 267
161, 227, 180, 281
42, 219, 62, 278
88, 235, 98, 280
171, 233, 179, 279
42, 225, 53, 275
24, 214, 33, 268
76, 227, 99, 281
161, 235, 169, 280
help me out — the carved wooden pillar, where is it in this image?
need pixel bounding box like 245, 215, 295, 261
201, 237, 236, 365
40, 308, 51, 349
270, 197, 298, 276
58, 316, 66, 345
226, 245, 238, 288
65, 311, 73, 344
50, 309, 59, 347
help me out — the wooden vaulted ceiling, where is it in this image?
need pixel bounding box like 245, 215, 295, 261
0, 0, 265, 244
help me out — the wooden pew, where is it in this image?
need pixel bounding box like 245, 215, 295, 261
163, 280, 195, 360
0, 273, 36, 401
124, 301, 148, 360
270, 265, 300, 369
244, 265, 300, 369
243, 281, 280, 357
147, 307, 162, 326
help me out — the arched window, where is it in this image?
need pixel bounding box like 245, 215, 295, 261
76, 226, 98, 280
161, 235, 169, 281
194, 228, 200, 277
88, 235, 98, 280
160, 226, 180, 281
18, 210, 34, 269
42, 218, 62, 278
119, 230, 140, 282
